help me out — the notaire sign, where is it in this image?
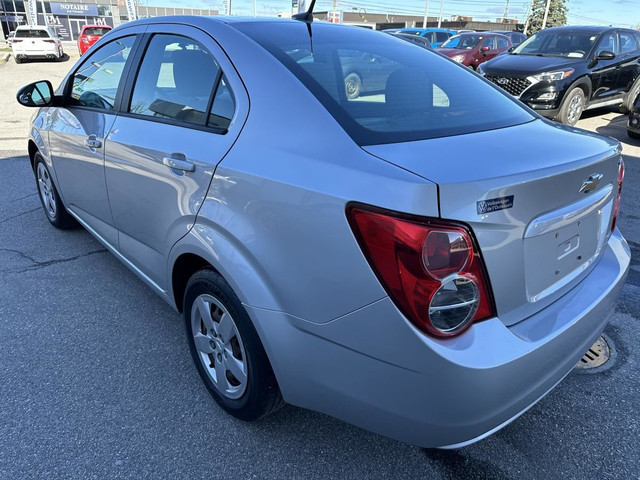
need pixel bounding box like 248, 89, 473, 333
50, 2, 99, 16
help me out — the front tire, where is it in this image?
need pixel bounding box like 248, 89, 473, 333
620, 77, 640, 114
34, 153, 77, 229
557, 87, 586, 126
628, 129, 640, 139
184, 269, 283, 421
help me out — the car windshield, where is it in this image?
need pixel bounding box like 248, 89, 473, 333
83, 27, 110, 36
512, 31, 598, 58
15, 29, 51, 38
233, 23, 533, 146
440, 35, 483, 49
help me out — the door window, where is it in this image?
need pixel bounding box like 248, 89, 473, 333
129, 34, 221, 126
496, 36, 509, 49
596, 33, 618, 55
435, 31, 449, 43
69, 36, 135, 110
619, 32, 636, 54
481, 37, 495, 50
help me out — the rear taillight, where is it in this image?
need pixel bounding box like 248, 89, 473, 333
43, 39, 56, 43
347, 205, 495, 338
611, 158, 625, 233
12, 39, 23, 43
81, 37, 89, 44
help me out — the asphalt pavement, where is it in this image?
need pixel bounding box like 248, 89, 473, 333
0, 52, 639, 480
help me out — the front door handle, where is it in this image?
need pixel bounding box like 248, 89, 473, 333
163, 155, 195, 172
84, 135, 102, 149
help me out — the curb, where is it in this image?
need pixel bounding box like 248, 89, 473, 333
0, 52, 10, 64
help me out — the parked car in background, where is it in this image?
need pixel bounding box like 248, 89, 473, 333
485, 30, 527, 46
17, 17, 629, 449
77, 24, 112, 55
388, 32, 434, 50
398, 27, 455, 47
437, 32, 511, 69
6, 31, 15, 46
628, 91, 640, 139
11, 25, 63, 63
479, 26, 640, 125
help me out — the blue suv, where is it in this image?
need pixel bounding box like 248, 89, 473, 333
398, 28, 455, 47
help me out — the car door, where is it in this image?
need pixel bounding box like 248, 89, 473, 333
48, 29, 143, 245
616, 31, 640, 95
477, 37, 498, 63
104, 25, 248, 290
590, 31, 621, 102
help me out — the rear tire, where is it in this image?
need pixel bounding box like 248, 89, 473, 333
344, 73, 362, 100
557, 87, 586, 126
14, 56, 21, 64
184, 269, 284, 421
34, 153, 77, 229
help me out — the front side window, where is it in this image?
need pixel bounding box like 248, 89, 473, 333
595, 32, 618, 55
441, 35, 482, 49
481, 37, 496, 50
69, 36, 135, 110
497, 36, 509, 49
129, 34, 222, 126
619, 32, 636, 54
233, 23, 533, 145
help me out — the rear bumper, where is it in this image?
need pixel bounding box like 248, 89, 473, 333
12, 46, 60, 58
247, 230, 630, 448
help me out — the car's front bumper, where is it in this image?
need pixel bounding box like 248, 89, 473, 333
247, 230, 630, 448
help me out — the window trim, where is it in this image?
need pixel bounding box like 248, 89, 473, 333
118, 31, 230, 135
63, 33, 144, 114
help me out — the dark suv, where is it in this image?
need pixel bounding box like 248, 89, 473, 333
479, 26, 640, 125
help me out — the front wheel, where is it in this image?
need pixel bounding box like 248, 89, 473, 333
620, 78, 640, 114
557, 87, 586, 126
34, 153, 77, 229
184, 269, 283, 421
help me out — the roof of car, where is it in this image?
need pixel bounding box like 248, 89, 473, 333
81, 24, 112, 29
400, 27, 454, 33
15, 25, 52, 30
538, 25, 631, 34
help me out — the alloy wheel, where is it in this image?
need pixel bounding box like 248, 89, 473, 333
191, 294, 248, 399
37, 162, 57, 219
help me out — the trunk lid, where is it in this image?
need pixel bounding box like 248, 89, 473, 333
363, 119, 621, 326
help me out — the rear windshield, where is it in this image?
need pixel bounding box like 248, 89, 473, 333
83, 27, 110, 36
233, 22, 533, 145
15, 29, 51, 38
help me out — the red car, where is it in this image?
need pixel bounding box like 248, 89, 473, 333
77, 25, 112, 56
436, 32, 511, 70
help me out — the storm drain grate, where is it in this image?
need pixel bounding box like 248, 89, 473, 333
575, 336, 610, 370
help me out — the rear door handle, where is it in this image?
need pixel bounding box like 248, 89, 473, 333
162, 155, 195, 172
84, 135, 102, 149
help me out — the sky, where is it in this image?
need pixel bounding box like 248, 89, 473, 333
149, 0, 640, 28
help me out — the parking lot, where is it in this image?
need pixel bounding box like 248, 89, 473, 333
1, 48, 639, 479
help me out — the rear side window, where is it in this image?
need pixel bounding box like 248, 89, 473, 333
69, 36, 135, 110
15, 29, 50, 38
129, 34, 233, 129
234, 23, 533, 145
435, 31, 449, 43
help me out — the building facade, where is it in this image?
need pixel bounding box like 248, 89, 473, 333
1, 0, 217, 42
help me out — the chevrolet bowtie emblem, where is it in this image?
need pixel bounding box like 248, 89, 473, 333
579, 173, 603, 194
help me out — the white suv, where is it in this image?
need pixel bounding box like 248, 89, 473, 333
11, 26, 64, 63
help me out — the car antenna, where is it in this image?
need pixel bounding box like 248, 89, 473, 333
292, 0, 316, 54
292, 0, 316, 22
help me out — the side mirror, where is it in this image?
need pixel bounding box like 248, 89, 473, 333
507, 46, 515, 53
16, 80, 54, 107
480, 46, 490, 52
596, 50, 615, 60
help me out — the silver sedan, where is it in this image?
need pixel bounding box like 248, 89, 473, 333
16, 16, 630, 448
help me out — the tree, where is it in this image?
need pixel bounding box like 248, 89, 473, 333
525, 0, 568, 35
